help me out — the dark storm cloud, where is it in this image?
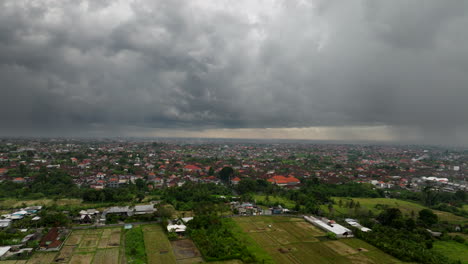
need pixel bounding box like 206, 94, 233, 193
1, 0, 468, 144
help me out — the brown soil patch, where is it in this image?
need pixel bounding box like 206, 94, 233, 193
171, 239, 201, 260
324, 240, 358, 256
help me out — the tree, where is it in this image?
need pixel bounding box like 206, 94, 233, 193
454, 190, 466, 202
421, 187, 440, 206
208, 167, 215, 176
218, 167, 234, 183
135, 178, 146, 191
418, 209, 438, 227
156, 205, 174, 219
136, 193, 145, 202
377, 208, 404, 228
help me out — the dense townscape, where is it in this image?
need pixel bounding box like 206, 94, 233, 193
0, 138, 466, 264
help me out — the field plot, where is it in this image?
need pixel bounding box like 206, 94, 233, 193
55, 246, 76, 262
21, 227, 124, 264
26, 252, 57, 264
142, 225, 177, 264
98, 228, 121, 248
0, 261, 28, 264
78, 235, 100, 249
171, 239, 203, 264
69, 252, 94, 264
233, 216, 407, 264
92, 248, 119, 264
340, 239, 403, 264
65, 233, 83, 246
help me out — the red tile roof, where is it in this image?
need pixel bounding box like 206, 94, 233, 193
184, 165, 201, 171
267, 175, 300, 184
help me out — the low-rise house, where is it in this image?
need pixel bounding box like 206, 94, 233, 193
231, 177, 241, 185
100, 206, 133, 222
267, 175, 300, 187
39, 227, 65, 251
167, 217, 193, 233
25, 206, 42, 214
12, 177, 26, 183
134, 205, 155, 215
0, 219, 11, 229
78, 209, 99, 224
345, 218, 371, 232
0, 246, 11, 259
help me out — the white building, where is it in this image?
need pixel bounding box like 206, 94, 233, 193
304, 216, 353, 238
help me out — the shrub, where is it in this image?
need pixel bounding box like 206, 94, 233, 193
326, 232, 337, 240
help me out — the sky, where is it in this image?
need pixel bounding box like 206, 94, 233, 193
1, 0, 468, 145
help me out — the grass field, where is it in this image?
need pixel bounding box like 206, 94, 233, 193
254, 195, 296, 209
0, 198, 83, 208
432, 241, 468, 264
233, 216, 408, 264
332, 197, 468, 224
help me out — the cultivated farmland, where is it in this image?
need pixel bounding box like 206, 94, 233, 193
233, 216, 407, 264
4, 227, 125, 264
0, 225, 243, 264
142, 225, 177, 264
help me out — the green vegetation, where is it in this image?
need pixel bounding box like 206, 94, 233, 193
254, 194, 296, 209
432, 240, 468, 264
333, 197, 467, 224
187, 214, 258, 262
224, 217, 275, 263
354, 208, 458, 264
125, 226, 147, 264
0, 168, 81, 199
163, 182, 231, 211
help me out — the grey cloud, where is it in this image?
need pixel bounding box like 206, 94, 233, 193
1, 0, 468, 144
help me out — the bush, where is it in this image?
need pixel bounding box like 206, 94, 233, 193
326, 232, 338, 240
125, 227, 147, 264
188, 215, 257, 262
453, 235, 465, 244
167, 231, 178, 241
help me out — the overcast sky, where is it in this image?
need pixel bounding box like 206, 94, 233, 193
1, 0, 468, 145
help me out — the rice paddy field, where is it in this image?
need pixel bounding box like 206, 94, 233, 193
0, 227, 124, 264
233, 216, 408, 264
0, 217, 423, 264
0, 224, 233, 264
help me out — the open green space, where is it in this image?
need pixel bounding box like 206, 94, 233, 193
432, 241, 468, 264
332, 197, 468, 224
0, 198, 83, 208
253, 195, 296, 209
232, 216, 407, 264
